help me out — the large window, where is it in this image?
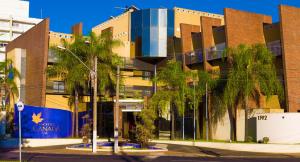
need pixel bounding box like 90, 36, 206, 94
53, 81, 65, 93
131, 9, 174, 58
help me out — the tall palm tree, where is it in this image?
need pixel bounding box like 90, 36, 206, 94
223, 44, 283, 141
49, 31, 122, 137
83, 31, 122, 98
150, 60, 188, 139
48, 35, 88, 137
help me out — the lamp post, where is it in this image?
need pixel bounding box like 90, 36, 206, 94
57, 46, 98, 153
205, 82, 208, 141
114, 65, 120, 153
193, 80, 196, 142
16, 100, 24, 162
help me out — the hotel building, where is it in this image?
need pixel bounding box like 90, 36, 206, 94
6, 5, 300, 141
0, 0, 41, 61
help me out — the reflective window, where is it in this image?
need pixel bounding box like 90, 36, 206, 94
131, 9, 174, 58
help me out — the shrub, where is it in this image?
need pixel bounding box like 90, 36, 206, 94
263, 137, 269, 144
246, 136, 254, 142
81, 123, 91, 146
134, 108, 156, 148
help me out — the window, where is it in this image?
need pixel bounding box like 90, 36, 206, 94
12, 22, 19, 27
53, 81, 65, 93
0, 43, 7, 48
142, 71, 151, 80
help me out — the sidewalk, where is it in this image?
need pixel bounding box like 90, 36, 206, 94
152, 140, 300, 153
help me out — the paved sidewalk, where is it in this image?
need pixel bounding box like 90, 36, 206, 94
152, 140, 300, 153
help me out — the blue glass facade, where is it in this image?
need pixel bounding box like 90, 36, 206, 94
131, 9, 174, 58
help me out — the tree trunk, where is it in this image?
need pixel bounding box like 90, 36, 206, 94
228, 107, 237, 141
75, 89, 79, 137
171, 104, 175, 140
196, 107, 200, 139
208, 93, 212, 140
72, 96, 75, 137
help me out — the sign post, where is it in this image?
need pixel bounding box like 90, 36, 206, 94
16, 101, 24, 162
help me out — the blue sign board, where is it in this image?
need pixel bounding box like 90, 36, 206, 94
14, 105, 72, 138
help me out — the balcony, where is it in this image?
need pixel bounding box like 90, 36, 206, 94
267, 40, 282, 56
184, 50, 203, 65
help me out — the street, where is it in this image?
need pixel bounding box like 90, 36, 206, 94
1, 144, 300, 162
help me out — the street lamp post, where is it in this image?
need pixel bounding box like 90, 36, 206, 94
57, 46, 97, 153
114, 65, 120, 153
205, 82, 208, 141
16, 101, 24, 162
193, 80, 196, 142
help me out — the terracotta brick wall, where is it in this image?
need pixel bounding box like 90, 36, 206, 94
6, 19, 50, 107
224, 8, 272, 47
280, 5, 300, 112
71, 23, 83, 36
201, 17, 222, 70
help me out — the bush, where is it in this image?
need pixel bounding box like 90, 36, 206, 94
134, 108, 156, 148
246, 136, 254, 142
81, 123, 91, 146
263, 137, 269, 144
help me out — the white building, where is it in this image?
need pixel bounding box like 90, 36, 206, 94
0, 0, 41, 61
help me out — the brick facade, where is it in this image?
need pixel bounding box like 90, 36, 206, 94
6, 19, 50, 107
280, 5, 300, 112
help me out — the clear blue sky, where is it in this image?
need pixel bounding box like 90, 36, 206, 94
29, 0, 300, 35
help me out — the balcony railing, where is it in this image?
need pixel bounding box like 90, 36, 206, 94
267, 40, 282, 56
185, 50, 203, 65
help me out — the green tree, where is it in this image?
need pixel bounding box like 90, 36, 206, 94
83, 31, 122, 98
0, 59, 20, 134
48, 31, 122, 137
223, 44, 283, 141
150, 60, 188, 139
48, 35, 88, 137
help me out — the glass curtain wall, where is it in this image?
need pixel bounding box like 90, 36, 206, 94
131, 8, 174, 58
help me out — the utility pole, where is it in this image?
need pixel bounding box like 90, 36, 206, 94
114, 65, 120, 154
205, 82, 208, 141
92, 57, 97, 153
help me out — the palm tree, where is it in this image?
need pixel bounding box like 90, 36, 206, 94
48, 35, 88, 137
49, 31, 122, 137
223, 44, 283, 141
0, 59, 20, 134
83, 31, 122, 98
0, 59, 20, 112
150, 60, 188, 139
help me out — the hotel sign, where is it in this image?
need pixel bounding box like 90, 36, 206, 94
14, 105, 72, 138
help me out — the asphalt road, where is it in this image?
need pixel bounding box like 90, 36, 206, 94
1, 144, 300, 162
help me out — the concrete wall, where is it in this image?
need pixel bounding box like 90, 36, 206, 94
211, 109, 245, 141
6, 19, 49, 107
0, 0, 29, 18
257, 113, 300, 143
280, 5, 300, 112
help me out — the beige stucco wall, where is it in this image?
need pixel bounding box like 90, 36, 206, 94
92, 11, 131, 58
174, 7, 224, 38
45, 94, 87, 112
121, 71, 152, 87
49, 32, 73, 46
6, 48, 26, 109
